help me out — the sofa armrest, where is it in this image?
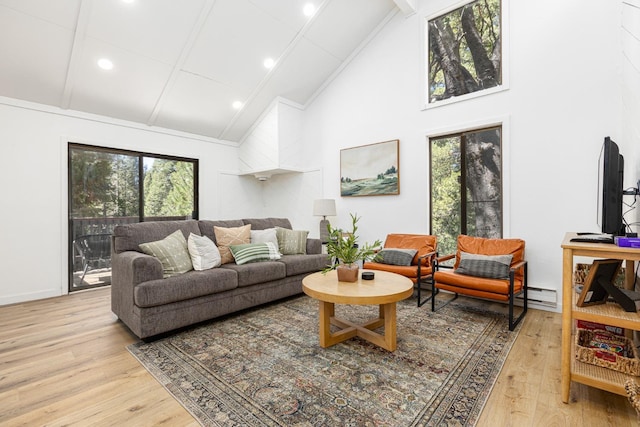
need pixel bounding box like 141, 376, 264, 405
113, 250, 163, 285
111, 250, 162, 320
306, 238, 322, 255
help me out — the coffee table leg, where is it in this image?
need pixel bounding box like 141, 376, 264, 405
318, 300, 334, 347
382, 302, 397, 351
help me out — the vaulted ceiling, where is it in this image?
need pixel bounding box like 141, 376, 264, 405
0, 0, 404, 142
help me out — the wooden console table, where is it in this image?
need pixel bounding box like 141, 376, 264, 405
561, 232, 640, 403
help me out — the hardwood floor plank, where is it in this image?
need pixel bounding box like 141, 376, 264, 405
0, 287, 638, 425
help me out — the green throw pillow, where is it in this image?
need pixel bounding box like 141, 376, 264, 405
139, 230, 193, 278
229, 242, 281, 265
456, 251, 513, 279
275, 227, 308, 255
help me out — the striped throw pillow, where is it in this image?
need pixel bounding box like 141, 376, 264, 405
229, 242, 281, 265
456, 252, 513, 279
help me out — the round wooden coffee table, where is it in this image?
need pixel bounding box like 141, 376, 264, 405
302, 270, 413, 351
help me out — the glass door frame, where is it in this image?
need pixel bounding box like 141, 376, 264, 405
67, 143, 199, 292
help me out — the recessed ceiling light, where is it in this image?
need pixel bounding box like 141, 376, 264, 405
97, 58, 114, 70
263, 58, 275, 69
303, 3, 316, 17
232, 101, 243, 110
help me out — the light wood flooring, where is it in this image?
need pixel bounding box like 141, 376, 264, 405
0, 287, 637, 426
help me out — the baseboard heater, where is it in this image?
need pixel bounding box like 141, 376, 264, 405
516, 286, 557, 308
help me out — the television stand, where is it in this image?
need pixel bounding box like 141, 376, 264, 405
561, 232, 640, 403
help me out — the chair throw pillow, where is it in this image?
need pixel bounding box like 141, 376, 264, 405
456, 251, 513, 279
229, 242, 281, 265
139, 230, 193, 278
187, 233, 221, 270
378, 248, 418, 266
275, 227, 308, 255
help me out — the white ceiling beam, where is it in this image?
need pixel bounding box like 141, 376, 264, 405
61, 0, 92, 109
392, 0, 417, 17
147, 0, 218, 127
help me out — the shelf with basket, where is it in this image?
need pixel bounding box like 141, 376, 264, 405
561, 232, 640, 403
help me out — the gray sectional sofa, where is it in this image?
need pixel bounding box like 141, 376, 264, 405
111, 217, 328, 339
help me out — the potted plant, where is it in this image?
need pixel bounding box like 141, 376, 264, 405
323, 213, 382, 282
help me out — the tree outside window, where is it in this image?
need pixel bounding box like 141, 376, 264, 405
428, 0, 502, 104
68, 144, 198, 291
429, 126, 502, 257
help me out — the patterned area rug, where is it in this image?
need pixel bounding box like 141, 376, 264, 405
128, 295, 521, 426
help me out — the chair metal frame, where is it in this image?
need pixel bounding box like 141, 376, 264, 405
431, 255, 528, 331
416, 251, 438, 307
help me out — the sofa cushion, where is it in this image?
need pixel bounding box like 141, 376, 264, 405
275, 227, 309, 255
113, 219, 201, 253
230, 242, 281, 265
243, 218, 292, 230
278, 254, 330, 276
456, 251, 513, 279
198, 219, 245, 243
214, 224, 251, 264
139, 230, 193, 278
377, 248, 418, 266
220, 261, 286, 287
133, 268, 238, 307
187, 233, 221, 270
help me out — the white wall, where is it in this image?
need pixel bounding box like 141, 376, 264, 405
299, 0, 623, 310
0, 98, 240, 305
2, 0, 634, 308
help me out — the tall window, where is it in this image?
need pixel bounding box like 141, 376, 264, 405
68, 144, 198, 291
427, 0, 502, 105
429, 126, 502, 256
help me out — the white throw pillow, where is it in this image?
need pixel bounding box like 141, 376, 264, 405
187, 233, 221, 270
250, 228, 280, 253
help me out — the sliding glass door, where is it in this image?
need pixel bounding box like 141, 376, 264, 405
68, 144, 198, 291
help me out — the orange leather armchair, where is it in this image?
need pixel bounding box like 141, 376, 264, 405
363, 234, 437, 306
431, 235, 527, 331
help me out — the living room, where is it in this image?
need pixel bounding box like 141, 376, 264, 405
1, 0, 640, 424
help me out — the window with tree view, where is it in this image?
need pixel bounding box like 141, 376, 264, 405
68, 144, 198, 291
428, 0, 501, 104
429, 126, 502, 257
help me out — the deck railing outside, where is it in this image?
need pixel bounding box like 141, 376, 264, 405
70, 215, 189, 289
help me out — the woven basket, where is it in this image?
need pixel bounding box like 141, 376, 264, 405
575, 329, 640, 376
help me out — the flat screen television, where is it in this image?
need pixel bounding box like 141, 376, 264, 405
597, 137, 625, 235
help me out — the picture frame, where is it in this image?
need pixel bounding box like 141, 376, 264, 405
576, 259, 623, 307
340, 139, 399, 197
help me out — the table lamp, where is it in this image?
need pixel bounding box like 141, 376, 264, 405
313, 199, 336, 243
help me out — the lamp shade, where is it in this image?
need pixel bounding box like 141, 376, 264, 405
313, 199, 336, 217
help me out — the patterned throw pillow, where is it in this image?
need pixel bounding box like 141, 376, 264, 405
378, 248, 418, 266
456, 251, 513, 279
229, 242, 281, 265
275, 227, 308, 255
139, 230, 193, 278
214, 224, 251, 264
187, 233, 221, 270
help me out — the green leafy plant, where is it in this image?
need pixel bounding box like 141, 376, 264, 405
322, 213, 382, 273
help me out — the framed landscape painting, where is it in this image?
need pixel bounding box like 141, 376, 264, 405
340, 139, 399, 197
